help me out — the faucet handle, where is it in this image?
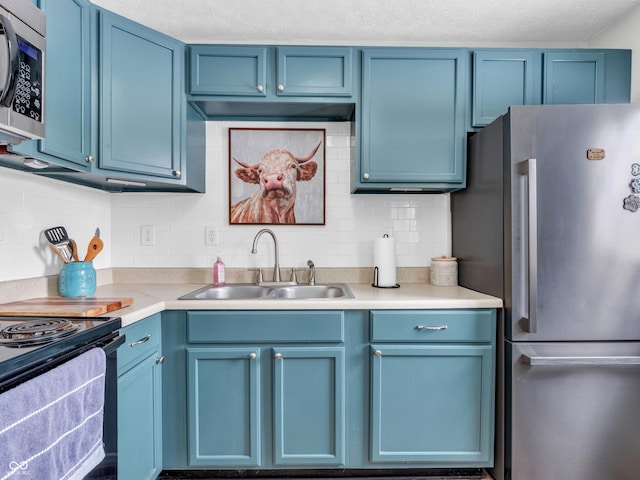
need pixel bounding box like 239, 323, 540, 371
290, 267, 298, 284
307, 260, 315, 286
248, 267, 263, 284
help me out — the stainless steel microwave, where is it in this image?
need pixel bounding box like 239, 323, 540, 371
0, 0, 44, 145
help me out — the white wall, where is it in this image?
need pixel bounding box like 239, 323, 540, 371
0, 169, 111, 282
111, 121, 450, 273
589, 4, 640, 102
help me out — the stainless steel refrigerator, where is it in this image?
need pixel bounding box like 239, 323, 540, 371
451, 104, 640, 480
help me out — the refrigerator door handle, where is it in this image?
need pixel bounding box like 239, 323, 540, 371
518, 158, 538, 333
522, 354, 640, 366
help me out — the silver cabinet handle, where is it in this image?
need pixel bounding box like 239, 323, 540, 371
274, 352, 282, 360
85, 155, 95, 163
256, 84, 264, 93
156, 356, 165, 364
522, 354, 640, 367
277, 84, 284, 92
518, 158, 538, 333
130, 333, 150, 347
416, 325, 448, 331
374, 349, 382, 357
363, 173, 370, 180
249, 352, 257, 360
172, 170, 181, 177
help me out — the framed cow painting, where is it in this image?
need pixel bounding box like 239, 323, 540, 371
229, 128, 326, 225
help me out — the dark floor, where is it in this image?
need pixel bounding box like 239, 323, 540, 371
157, 470, 493, 480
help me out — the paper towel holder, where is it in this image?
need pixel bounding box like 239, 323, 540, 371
372, 266, 400, 289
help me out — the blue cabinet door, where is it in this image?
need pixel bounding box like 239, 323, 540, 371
99, 10, 183, 179
118, 350, 163, 480
189, 46, 268, 96
370, 344, 494, 465
272, 346, 346, 466
11, 0, 93, 170
276, 47, 353, 97
359, 48, 467, 190
118, 314, 163, 479
187, 347, 261, 467
472, 49, 538, 127
543, 52, 605, 104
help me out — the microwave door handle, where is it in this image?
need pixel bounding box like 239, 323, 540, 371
0, 14, 19, 107
517, 158, 538, 333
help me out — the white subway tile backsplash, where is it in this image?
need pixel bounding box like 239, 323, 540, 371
0, 120, 451, 282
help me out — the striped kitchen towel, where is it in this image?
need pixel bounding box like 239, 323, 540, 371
0, 347, 106, 480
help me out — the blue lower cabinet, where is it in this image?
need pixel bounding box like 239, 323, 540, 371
370, 344, 494, 465
186, 347, 261, 467
272, 347, 346, 466
118, 314, 163, 479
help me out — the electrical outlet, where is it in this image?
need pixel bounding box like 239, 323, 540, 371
141, 225, 155, 246
205, 225, 218, 246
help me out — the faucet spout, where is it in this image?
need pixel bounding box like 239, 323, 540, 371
251, 228, 281, 282
307, 259, 315, 286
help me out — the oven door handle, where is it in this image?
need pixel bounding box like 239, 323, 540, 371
0, 14, 20, 107
103, 334, 125, 355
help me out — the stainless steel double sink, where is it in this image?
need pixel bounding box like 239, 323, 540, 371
179, 283, 354, 300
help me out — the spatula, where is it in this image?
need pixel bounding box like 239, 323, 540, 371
84, 227, 104, 262
44, 226, 72, 263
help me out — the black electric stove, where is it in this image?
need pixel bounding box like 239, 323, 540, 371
0, 315, 122, 391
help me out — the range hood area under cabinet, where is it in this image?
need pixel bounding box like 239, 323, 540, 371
0, 0, 631, 193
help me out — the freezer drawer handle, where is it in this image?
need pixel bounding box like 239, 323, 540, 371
416, 325, 448, 331
518, 158, 538, 334
522, 354, 640, 366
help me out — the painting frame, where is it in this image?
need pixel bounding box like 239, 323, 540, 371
228, 128, 326, 225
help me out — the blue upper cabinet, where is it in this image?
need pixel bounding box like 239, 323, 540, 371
472, 49, 631, 127
543, 51, 605, 104
11, 0, 93, 171
189, 46, 268, 96
187, 45, 355, 121
356, 48, 468, 192
276, 47, 353, 97
189, 46, 353, 98
472, 50, 538, 128
99, 10, 183, 179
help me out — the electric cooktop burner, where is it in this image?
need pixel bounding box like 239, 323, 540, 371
0, 318, 80, 347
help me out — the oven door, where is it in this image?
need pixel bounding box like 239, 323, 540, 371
84, 333, 125, 480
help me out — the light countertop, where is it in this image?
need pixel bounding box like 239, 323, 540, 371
91, 282, 503, 327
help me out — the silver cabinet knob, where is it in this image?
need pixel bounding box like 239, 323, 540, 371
363, 173, 370, 180
274, 352, 282, 360
172, 170, 181, 177
374, 349, 382, 357
249, 352, 257, 360
257, 84, 264, 93
85, 155, 95, 163
277, 84, 284, 92
156, 356, 165, 364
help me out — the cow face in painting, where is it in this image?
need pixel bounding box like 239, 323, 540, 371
230, 142, 321, 224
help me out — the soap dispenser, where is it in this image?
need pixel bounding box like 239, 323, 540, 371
213, 256, 226, 286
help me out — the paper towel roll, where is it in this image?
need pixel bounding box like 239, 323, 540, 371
373, 235, 397, 287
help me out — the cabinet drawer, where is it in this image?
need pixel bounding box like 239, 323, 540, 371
187, 311, 344, 343
118, 314, 161, 371
370, 309, 495, 343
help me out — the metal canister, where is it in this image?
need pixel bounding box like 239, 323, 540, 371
430, 256, 458, 286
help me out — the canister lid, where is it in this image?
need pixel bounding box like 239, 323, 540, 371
431, 256, 457, 262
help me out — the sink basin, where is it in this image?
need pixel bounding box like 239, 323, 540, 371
179, 283, 354, 300
179, 284, 273, 300
272, 284, 354, 299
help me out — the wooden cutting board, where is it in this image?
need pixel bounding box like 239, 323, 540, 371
0, 297, 134, 317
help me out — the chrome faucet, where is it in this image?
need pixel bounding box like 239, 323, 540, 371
307, 259, 315, 285
251, 229, 281, 282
